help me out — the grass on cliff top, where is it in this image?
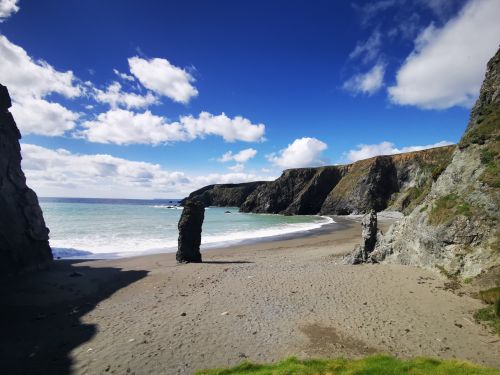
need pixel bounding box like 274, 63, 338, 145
428, 194, 474, 226
195, 355, 499, 375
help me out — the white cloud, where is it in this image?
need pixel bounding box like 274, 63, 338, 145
128, 56, 198, 104
346, 140, 453, 162
79, 109, 265, 145
113, 68, 135, 82
79, 109, 186, 145
0, 0, 19, 22
267, 137, 328, 169
218, 148, 257, 163
349, 30, 382, 63
93, 81, 157, 109
0, 34, 81, 135
228, 163, 245, 172
181, 112, 265, 142
343, 62, 385, 95
21, 143, 274, 198
388, 0, 500, 109
11, 98, 80, 136
0, 35, 81, 100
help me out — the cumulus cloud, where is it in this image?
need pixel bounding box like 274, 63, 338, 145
0, 35, 81, 100
388, 0, 500, 109
11, 98, 80, 136
343, 62, 385, 95
0, 0, 19, 22
218, 148, 257, 163
346, 140, 453, 162
21, 144, 274, 198
93, 82, 157, 109
0, 35, 81, 135
267, 137, 328, 169
128, 56, 198, 104
79, 109, 265, 145
349, 30, 382, 63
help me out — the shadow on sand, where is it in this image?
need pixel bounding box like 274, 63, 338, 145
0, 260, 148, 374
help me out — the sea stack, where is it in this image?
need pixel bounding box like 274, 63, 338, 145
0, 84, 52, 275
344, 210, 378, 264
176, 199, 205, 263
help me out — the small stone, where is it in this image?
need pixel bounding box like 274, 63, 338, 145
128, 339, 135, 343
221, 311, 229, 316
180, 312, 186, 316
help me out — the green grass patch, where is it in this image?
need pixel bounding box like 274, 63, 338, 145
459, 104, 500, 149
428, 194, 474, 226
463, 277, 473, 284
479, 286, 500, 304
402, 184, 431, 215
474, 287, 500, 336
195, 355, 500, 375
474, 303, 500, 336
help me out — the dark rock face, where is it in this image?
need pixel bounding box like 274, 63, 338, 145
185, 146, 455, 217
240, 167, 344, 214
344, 210, 378, 264
176, 199, 205, 263
320, 156, 398, 215
0, 84, 52, 275
237, 147, 454, 216
180, 182, 266, 208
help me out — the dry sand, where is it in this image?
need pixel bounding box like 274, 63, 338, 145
0, 217, 499, 374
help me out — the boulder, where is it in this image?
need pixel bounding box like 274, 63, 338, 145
176, 199, 205, 263
0, 84, 52, 275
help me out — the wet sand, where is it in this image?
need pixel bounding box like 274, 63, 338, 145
0, 217, 498, 374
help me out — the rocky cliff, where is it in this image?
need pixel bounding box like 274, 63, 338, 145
242, 147, 454, 215
181, 181, 267, 207
372, 48, 500, 278
186, 146, 455, 216
0, 84, 52, 275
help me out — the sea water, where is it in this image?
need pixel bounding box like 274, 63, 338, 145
39, 198, 333, 258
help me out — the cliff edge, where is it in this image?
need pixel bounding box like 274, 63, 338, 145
0, 84, 52, 275
372, 48, 500, 278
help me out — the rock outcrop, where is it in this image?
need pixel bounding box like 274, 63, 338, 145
176, 199, 205, 263
181, 182, 266, 208
344, 210, 379, 264
240, 166, 345, 214
238, 146, 454, 215
0, 84, 52, 275
372, 48, 500, 278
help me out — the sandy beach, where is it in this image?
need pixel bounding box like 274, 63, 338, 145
1, 216, 498, 375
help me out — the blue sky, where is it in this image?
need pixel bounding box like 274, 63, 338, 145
0, 0, 499, 198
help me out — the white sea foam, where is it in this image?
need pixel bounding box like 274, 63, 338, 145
50, 215, 335, 258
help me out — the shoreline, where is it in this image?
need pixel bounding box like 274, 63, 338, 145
1, 215, 498, 374
52, 211, 402, 261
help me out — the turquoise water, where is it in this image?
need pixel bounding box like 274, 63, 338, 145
39, 198, 333, 258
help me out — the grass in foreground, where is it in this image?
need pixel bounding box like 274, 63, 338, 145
195, 355, 500, 375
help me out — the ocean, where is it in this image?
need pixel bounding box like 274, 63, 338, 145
39, 198, 334, 259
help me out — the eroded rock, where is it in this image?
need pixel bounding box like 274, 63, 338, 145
176, 199, 205, 263
344, 210, 378, 264
0, 84, 52, 275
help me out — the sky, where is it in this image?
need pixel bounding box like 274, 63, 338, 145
0, 0, 499, 199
